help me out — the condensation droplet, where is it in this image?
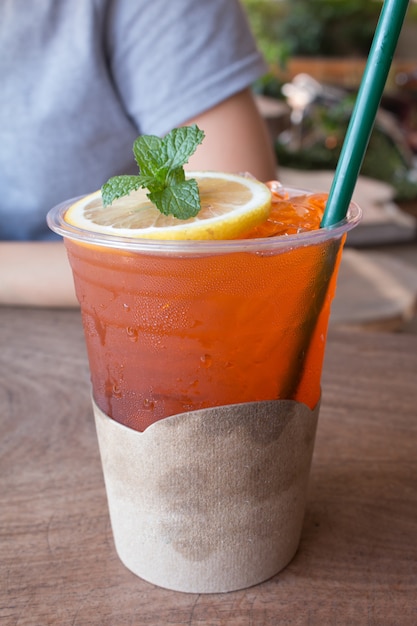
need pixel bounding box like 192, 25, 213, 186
143, 398, 155, 410
112, 384, 122, 399
200, 354, 212, 368
126, 326, 139, 342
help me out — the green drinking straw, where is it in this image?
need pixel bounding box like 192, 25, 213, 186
321, 0, 410, 228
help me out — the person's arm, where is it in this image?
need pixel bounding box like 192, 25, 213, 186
1, 88, 277, 308
183, 88, 277, 182
0, 241, 78, 307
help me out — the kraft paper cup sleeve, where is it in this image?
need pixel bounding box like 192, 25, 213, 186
93, 398, 319, 594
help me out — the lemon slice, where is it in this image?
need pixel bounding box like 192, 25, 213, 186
65, 172, 272, 240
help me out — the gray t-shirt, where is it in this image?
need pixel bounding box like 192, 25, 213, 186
0, 0, 267, 240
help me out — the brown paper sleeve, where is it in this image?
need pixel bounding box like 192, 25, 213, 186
94, 398, 319, 593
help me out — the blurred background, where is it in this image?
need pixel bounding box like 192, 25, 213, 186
242, 0, 417, 334
243, 0, 417, 211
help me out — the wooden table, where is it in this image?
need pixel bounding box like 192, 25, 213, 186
1, 307, 416, 625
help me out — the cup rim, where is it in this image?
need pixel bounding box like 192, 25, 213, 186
47, 186, 362, 255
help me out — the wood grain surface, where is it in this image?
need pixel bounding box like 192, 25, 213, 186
1, 307, 416, 625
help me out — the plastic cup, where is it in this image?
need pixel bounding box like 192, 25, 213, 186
47, 188, 361, 592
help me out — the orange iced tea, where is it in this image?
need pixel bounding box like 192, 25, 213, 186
59, 188, 359, 432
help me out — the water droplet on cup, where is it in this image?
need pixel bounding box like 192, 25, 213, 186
200, 354, 212, 368
126, 327, 139, 342
112, 384, 122, 399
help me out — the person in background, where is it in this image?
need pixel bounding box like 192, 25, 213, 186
0, 0, 277, 307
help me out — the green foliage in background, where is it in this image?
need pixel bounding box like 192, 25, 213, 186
242, 0, 289, 66
242, 0, 381, 64
276, 0, 379, 58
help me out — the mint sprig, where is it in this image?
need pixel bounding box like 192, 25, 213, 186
101, 125, 205, 219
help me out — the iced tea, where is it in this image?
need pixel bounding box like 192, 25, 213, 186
62, 189, 356, 431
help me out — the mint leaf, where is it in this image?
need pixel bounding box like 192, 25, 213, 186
166, 166, 186, 187
133, 135, 165, 179
148, 179, 200, 219
101, 175, 144, 207
100, 125, 205, 219
163, 126, 205, 171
